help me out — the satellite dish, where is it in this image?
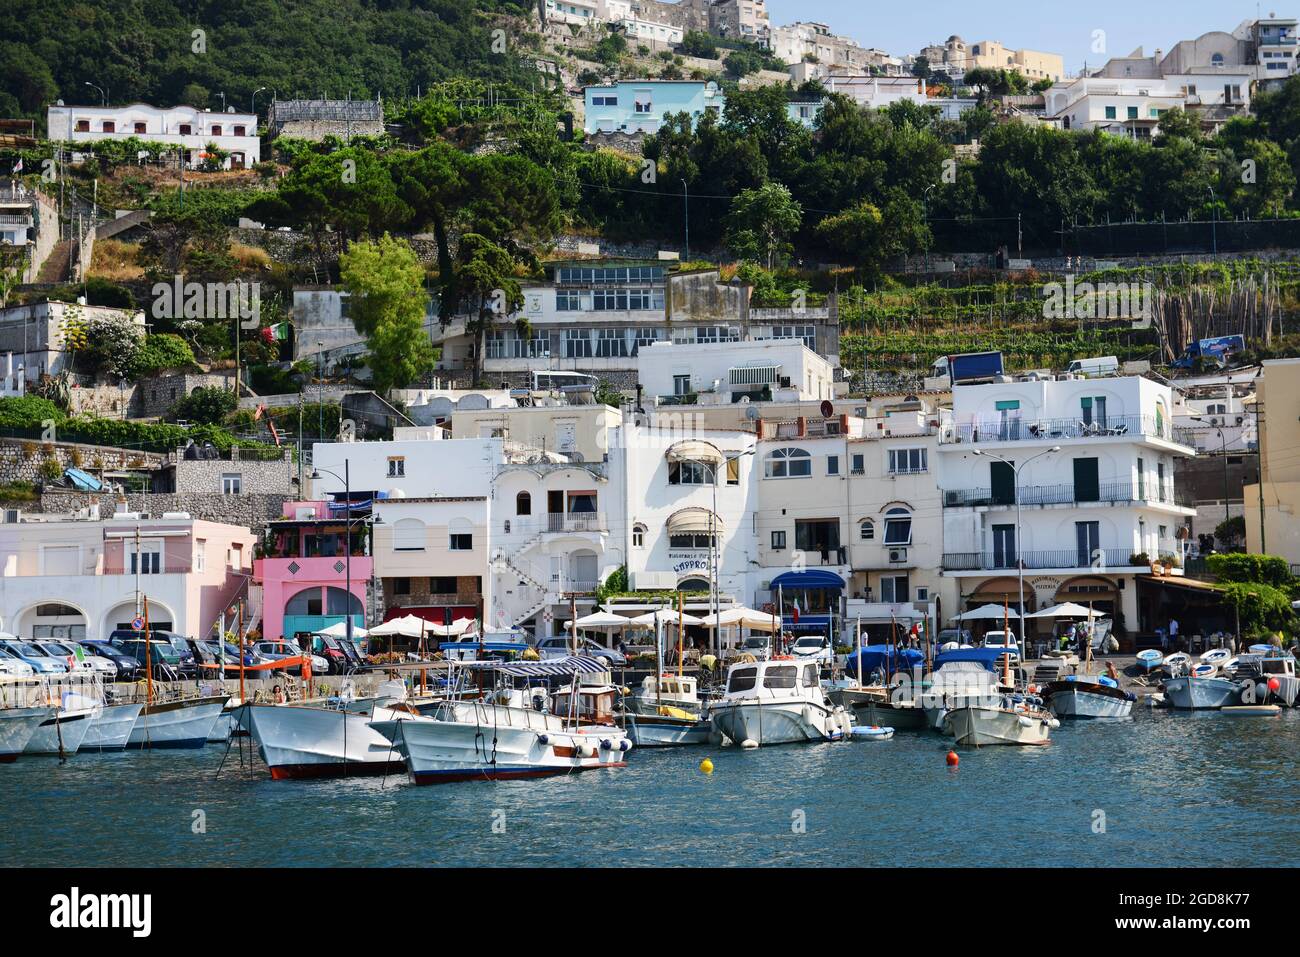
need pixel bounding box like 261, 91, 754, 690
745, 405, 760, 421
820, 399, 834, 418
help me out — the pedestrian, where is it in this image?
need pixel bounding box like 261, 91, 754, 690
1169, 617, 1179, 651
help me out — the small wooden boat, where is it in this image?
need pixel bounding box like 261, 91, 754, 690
1136, 649, 1164, 673
850, 725, 894, 740
1200, 648, 1231, 667
1222, 704, 1282, 717
1190, 663, 1217, 679
1163, 652, 1190, 674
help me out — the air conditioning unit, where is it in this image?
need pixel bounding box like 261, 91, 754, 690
888, 548, 908, 563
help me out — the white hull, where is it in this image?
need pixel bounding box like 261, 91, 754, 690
623, 713, 712, 747
1047, 688, 1133, 720
0, 706, 56, 759
246, 701, 406, 778
947, 706, 1053, 746
1164, 677, 1240, 710
80, 702, 144, 751
372, 703, 630, 784
25, 706, 96, 754
127, 697, 228, 749
710, 698, 851, 747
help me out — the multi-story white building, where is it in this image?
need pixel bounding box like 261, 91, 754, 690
1045, 73, 1250, 137
709, 0, 769, 45
770, 21, 872, 71
46, 103, 260, 170
0, 300, 145, 384
818, 74, 979, 119
638, 338, 835, 408
938, 374, 1198, 638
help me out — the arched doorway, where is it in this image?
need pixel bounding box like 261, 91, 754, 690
101, 599, 176, 638
14, 601, 89, 641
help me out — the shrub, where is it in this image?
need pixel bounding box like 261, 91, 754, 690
1206, 553, 1293, 586
0, 396, 64, 429
131, 333, 196, 376
37, 455, 63, 483
1219, 582, 1298, 634
169, 386, 237, 425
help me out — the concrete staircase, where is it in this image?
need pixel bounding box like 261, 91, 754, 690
36, 239, 72, 283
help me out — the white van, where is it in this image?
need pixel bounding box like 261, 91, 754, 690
1066, 356, 1119, 377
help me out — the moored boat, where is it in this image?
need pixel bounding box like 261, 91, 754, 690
710, 658, 852, 748
947, 693, 1057, 747
1136, 649, 1164, 673
80, 701, 144, 751
1041, 674, 1135, 719
25, 701, 97, 755
127, 695, 229, 749
0, 705, 56, 761
918, 648, 1008, 731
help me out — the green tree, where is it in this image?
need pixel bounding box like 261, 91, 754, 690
453, 233, 524, 386
679, 30, 717, 59
724, 183, 802, 268
170, 386, 237, 425
339, 235, 435, 395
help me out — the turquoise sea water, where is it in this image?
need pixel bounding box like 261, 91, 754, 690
4, 706, 1298, 867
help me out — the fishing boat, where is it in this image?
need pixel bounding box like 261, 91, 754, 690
1040, 674, 1135, 719
1230, 652, 1300, 707
1163, 671, 1241, 710
369, 657, 631, 784
621, 597, 714, 747
125, 695, 229, 748
0, 701, 55, 761
830, 645, 928, 731
710, 658, 852, 748
245, 681, 412, 779
919, 648, 1010, 731
25, 697, 98, 755
946, 693, 1058, 747
80, 701, 144, 751
1136, 649, 1164, 673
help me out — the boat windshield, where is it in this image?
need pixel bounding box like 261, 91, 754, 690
763, 665, 798, 689
802, 664, 818, 688
728, 666, 758, 693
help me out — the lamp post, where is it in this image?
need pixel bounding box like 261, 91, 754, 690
84, 82, 106, 107
1189, 415, 1231, 527
972, 445, 1061, 654
708, 448, 755, 657
680, 178, 690, 262
251, 87, 267, 119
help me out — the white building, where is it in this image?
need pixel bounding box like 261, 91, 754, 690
638, 338, 834, 407
46, 103, 261, 170
1045, 74, 1250, 137
938, 374, 1198, 639
0, 300, 145, 384
770, 21, 872, 71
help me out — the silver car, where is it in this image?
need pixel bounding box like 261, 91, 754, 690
0, 645, 35, 677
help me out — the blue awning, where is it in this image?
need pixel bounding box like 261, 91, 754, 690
770, 570, 845, 590
64, 467, 102, 492
845, 645, 924, 675
934, 647, 1011, 672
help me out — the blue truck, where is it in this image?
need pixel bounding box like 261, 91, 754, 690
1172, 335, 1245, 370
930, 351, 1005, 383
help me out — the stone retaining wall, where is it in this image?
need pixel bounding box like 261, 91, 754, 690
0, 438, 163, 485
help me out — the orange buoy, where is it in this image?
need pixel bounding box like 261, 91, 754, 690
946, 750, 959, 767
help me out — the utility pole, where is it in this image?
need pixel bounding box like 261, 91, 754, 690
681, 178, 690, 262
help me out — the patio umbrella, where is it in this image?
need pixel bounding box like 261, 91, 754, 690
568, 611, 633, 631
629, 608, 704, 627
700, 606, 781, 632
1029, 602, 1100, 619
952, 603, 1022, 621
424, 617, 477, 637
314, 621, 368, 639
367, 614, 434, 639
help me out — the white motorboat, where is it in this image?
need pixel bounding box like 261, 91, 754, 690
1231, 652, 1300, 707
25, 700, 97, 755
369, 657, 631, 784
0, 705, 56, 761
246, 683, 412, 779
947, 693, 1057, 747
918, 648, 1008, 731
127, 695, 230, 749
1041, 675, 1134, 719
1163, 674, 1241, 710
622, 709, 713, 747
710, 658, 852, 748
79, 701, 144, 751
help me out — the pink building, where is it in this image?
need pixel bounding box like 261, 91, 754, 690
254, 501, 371, 642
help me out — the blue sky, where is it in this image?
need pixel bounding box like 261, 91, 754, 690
765, 1, 1275, 74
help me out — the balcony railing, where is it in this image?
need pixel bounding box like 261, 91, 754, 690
942, 481, 1191, 509
942, 414, 1194, 447
942, 547, 1143, 572
544, 513, 606, 534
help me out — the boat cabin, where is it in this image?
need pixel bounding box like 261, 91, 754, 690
725, 660, 820, 697
639, 673, 698, 706
552, 685, 618, 725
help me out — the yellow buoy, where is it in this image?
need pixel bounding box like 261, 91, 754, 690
699, 757, 714, 774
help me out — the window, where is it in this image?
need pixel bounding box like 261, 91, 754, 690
590, 95, 619, 106
726, 457, 740, 485
764, 447, 812, 478
133, 122, 147, 134
392, 577, 411, 595
888, 448, 927, 474
221, 473, 242, 495
129, 544, 162, 575
1127, 107, 1138, 119
880, 574, 910, 603
516, 492, 531, 516
632, 524, 646, 548
763, 665, 798, 689
1105, 106, 1117, 120
211, 125, 223, 136
102, 121, 115, 133
859, 520, 874, 541
449, 533, 473, 550
178, 123, 192, 135
430, 576, 457, 594
771, 530, 786, 550
634, 328, 662, 349
392, 518, 425, 551
564, 329, 592, 358
1137, 457, 1146, 500
233, 125, 246, 136
851, 454, 865, 475
916, 587, 930, 602
1075, 521, 1100, 567
388, 457, 405, 477
795, 519, 840, 554
286, 588, 323, 616
827, 455, 840, 476
669, 533, 715, 549
596, 328, 629, 357
669, 460, 713, 485
75, 119, 90, 132
194, 540, 205, 572
673, 374, 692, 396
883, 508, 912, 546
1157, 462, 1166, 502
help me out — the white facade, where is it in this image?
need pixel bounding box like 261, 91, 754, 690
638, 338, 834, 406
0, 300, 146, 383
938, 375, 1197, 632
47, 104, 261, 170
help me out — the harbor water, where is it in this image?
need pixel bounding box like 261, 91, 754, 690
5, 706, 1299, 867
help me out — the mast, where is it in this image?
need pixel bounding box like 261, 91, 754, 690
143, 594, 153, 708
676, 591, 684, 681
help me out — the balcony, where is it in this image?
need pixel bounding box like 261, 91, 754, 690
758, 416, 846, 440
942, 481, 1192, 509
543, 513, 606, 534
942, 414, 1194, 448
942, 548, 1153, 572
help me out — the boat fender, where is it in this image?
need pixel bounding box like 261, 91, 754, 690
618, 739, 631, 752
538, 734, 549, 745
577, 742, 597, 759
1047, 718, 1060, 729
1018, 715, 1033, 728
1256, 682, 1269, 702
599, 739, 613, 751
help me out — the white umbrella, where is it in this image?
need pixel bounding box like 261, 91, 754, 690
700, 606, 781, 632
424, 617, 477, 637
314, 621, 368, 639
1029, 602, 1100, 619
368, 614, 434, 639
629, 608, 704, 628
953, 603, 1022, 622
568, 611, 633, 632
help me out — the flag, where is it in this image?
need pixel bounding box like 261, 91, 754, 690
791, 600, 800, 624
12, 158, 23, 175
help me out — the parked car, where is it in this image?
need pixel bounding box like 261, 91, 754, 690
253, 640, 329, 675
33, 640, 115, 676
110, 638, 192, 680
197, 639, 260, 669
535, 636, 627, 667
79, 640, 142, 679
981, 629, 1021, 660
0, 637, 69, 674
739, 635, 771, 658
440, 631, 531, 662
789, 635, 834, 663
309, 635, 350, 674
0, 644, 35, 677
937, 628, 974, 648
108, 629, 197, 671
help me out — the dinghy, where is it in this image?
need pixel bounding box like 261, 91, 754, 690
1200, 648, 1231, 667
1163, 652, 1190, 673
850, 725, 894, 740
1222, 704, 1281, 717
1190, 663, 1217, 679
1136, 649, 1164, 673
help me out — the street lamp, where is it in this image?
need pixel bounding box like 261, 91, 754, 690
251, 87, 267, 118
923, 184, 936, 273
708, 448, 755, 656
310, 462, 383, 647
84, 82, 107, 107
1207, 186, 1218, 256
680, 178, 690, 262
972, 445, 1061, 654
